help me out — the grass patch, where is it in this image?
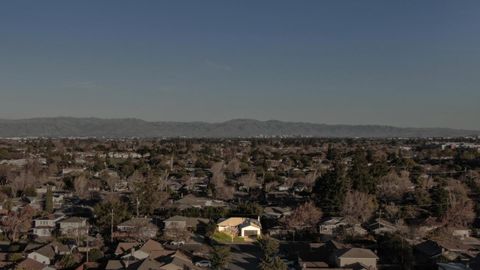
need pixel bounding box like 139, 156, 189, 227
212, 231, 245, 244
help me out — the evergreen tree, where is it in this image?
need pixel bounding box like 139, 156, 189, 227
349, 149, 376, 194
431, 186, 450, 217
44, 186, 53, 213
314, 160, 348, 216
93, 199, 131, 235
259, 256, 287, 270
377, 233, 414, 270
326, 144, 340, 161
210, 245, 231, 270
257, 236, 279, 259
258, 236, 287, 270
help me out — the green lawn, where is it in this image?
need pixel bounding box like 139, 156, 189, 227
211, 231, 245, 244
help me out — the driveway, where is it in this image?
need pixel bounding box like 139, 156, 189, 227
227, 244, 262, 270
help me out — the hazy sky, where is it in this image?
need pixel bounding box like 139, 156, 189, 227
1, 1, 479, 129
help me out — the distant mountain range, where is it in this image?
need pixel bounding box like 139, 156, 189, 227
0, 117, 478, 138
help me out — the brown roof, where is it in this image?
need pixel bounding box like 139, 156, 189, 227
16, 258, 46, 270
127, 257, 162, 270
164, 216, 209, 227
157, 251, 198, 270
50, 240, 70, 254
139, 239, 164, 253
115, 242, 138, 256
118, 218, 155, 228
336, 248, 379, 259
105, 260, 124, 270
32, 244, 55, 259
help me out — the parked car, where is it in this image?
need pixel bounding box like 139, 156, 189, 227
195, 260, 212, 268
169, 240, 185, 246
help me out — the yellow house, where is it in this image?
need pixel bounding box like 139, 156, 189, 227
217, 217, 261, 237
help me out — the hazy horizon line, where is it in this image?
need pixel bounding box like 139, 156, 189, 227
0, 116, 478, 131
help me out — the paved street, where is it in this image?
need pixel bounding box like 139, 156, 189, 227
227, 244, 262, 270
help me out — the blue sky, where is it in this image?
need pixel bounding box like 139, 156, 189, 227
1, 1, 479, 129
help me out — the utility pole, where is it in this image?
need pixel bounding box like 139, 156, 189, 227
110, 208, 114, 243
86, 226, 89, 263
136, 196, 140, 217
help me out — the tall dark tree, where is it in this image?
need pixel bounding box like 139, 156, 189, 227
377, 233, 414, 270
258, 236, 287, 270
326, 144, 340, 161
44, 186, 53, 213
210, 245, 231, 270
430, 186, 449, 217
314, 160, 348, 215
349, 149, 376, 194
259, 256, 287, 270
257, 236, 280, 259
93, 198, 131, 235
131, 174, 169, 216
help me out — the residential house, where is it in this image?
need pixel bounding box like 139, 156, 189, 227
318, 217, 347, 235
52, 193, 64, 209
173, 194, 227, 210
296, 242, 332, 269
163, 215, 209, 232
217, 217, 261, 238
115, 218, 158, 240
334, 248, 379, 269
15, 258, 53, 270
263, 206, 292, 219
23, 196, 43, 211
155, 250, 199, 270
414, 240, 444, 265
452, 228, 472, 240
367, 218, 399, 235
126, 257, 162, 270
126, 250, 199, 270
114, 242, 139, 257
27, 241, 69, 265
121, 239, 171, 260
58, 217, 88, 237
137, 239, 171, 259
415, 239, 476, 263
105, 260, 124, 270
32, 213, 65, 238
343, 224, 368, 237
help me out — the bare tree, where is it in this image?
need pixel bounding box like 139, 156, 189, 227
238, 172, 257, 192
442, 180, 475, 228
164, 223, 191, 242
101, 171, 119, 192
284, 201, 322, 232
226, 158, 241, 175
132, 174, 170, 216
74, 174, 89, 198
299, 170, 318, 189
342, 190, 376, 223
377, 170, 413, 201
3, 206, 35, 241
211, 162, 234, 200
11, 171, 35, 196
